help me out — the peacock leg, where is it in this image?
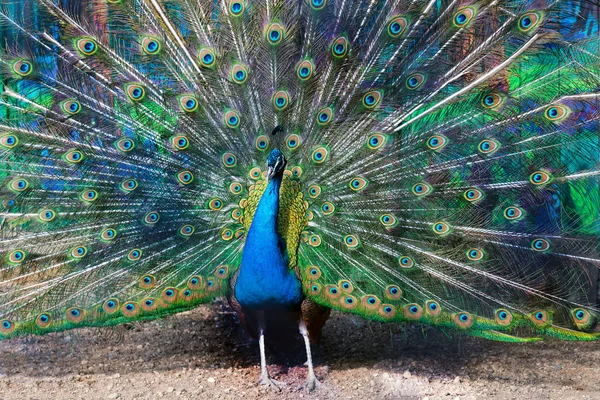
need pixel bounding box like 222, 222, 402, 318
299, 319, 321, 391
257, 312, 284, 390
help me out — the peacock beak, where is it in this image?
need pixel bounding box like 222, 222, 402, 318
266, 166, 275, 182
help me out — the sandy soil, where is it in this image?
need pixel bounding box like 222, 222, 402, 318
1, 301, 599, 400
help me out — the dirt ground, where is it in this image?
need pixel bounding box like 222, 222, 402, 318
1, 301, 599, 400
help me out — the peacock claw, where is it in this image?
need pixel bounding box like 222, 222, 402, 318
305, 374, 321, 392
258, 376, 285, 391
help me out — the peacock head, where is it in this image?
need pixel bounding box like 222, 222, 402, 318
266, 149, 286, 181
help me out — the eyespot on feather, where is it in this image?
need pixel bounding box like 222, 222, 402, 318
76, 37, 98, 56
495, 309, 513, 325
255, 135, 269, 151
338, 280, 354, 293
387, 15, 408, 38
36, 313, 52, 328
286, 134, 302, 150
478, 139, 500, 154
379, 304, 397, 319
454, 312, 474, 328
321, 202, 335, 215
230, 63, 249, 84
385, 285, 402, 300
170, 135, 189, 151
0, 133, 19, 149
60, 99, 82, 115
0, 319, 15, 334
128, 248, 142, 261
404, 304, 422, 319
221, 229, 234, 241
367, 133, 387, 150
115, 138, 135, 152
296, 59, 315, 81
139, 274, 156, 289
309, 0, 326, 11
70, 246, 88, 259
324, 285, 341, 299
198, 47, 216, 68
481, 93, 505, 109
398, 256, 414, 269
412, 182, 432, 197
331, 36, 349, 58
103, 299, 119, 314
144, 211, 160, 224
179, 95, 198, 112
544, 105, 569, 121
80, 189, 98, 202
100, 228, 117, 241
361, 295, 381, 310
362, 90, 382, 109
8, 250, 26, 264
466, 248, 485, 261
531, 238, 550, 252
12, 60, 33, 77
140, 36, 161, 55
120, 178, 138, 193
406, 73, 425, 90
179, 224, 195, 237
38, 209, 56, 222
124, 83, 146, 101
530, 170, 552, 186
311, 147, 329, 164
432, 221, 451, 236
64, 149, 84, 163
222, 153, 237, 168
9, 178, 29, 192
66, 307, 85, 323
427, 135, 447, 151
518, 11, 543, 33
530, 310, 550, 326
223, 110, 241, 128
228, 0, 245, 16
177, 170, 194, 185
425, 300, 442, 317
121, 302, 140, 317
316, 107, 334, 126
265, 22, 286, 45
380, 214, 398, 228
306, 266, 322, 280
188, 276, 204, 290
141, 298, 158, 312
349, 177, 368, 192
463, 188, 484, 202
161, 287, 179, 303
308, 235, 321, 247
453, 7, 476, 28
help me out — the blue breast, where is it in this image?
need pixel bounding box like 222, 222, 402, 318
235, 175, 303, 310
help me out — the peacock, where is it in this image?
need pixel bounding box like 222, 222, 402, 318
1, 0, 599, 391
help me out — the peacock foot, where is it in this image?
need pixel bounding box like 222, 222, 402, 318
258, 375, 285, 391
305, 373, 321, 392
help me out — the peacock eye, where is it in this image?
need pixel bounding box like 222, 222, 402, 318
124, 83, 146, 101
230, 64, 249, 84
530, 170, 552, 186
482, 93, 505, 109
198, 48, 216, 67
222, 153, 237, 168
310, 0, 326, 10
266, 22, 286, 45
432, 221, 451, 235
531, 238, 550, 252
179, 95, 198, 112
544, 105, 569, 121
518, 12, 542, 33
141, 36, 161, 55
453, 7, 475, 27
466, 248, 485, 261
316, 107, 334, 126
331, 37, 349, 58
77, 38, 98, 56
387, 15, 408, 38
463, 188, 484, 202
362, 91, 382, 109
478, 139, 500, 154
406, 73, 425, 90
412, 182, 433, 197
504, 206, 524, 220
13, 60, 33, 76
61, 99, 82, 115
229, 0, 244, 16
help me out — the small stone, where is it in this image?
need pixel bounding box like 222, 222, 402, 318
207, 377, 216, 383
454, 376, 461, 384
382, 373, 390, 380
107, 393, 120, 399
166, 387, 175, 393
403, 370, 412, 379
80, 360, 88, 365
110, 373, 121, 379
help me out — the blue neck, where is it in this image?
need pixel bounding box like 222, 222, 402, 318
235, 173, 303, 309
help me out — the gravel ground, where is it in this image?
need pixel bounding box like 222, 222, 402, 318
1, 301, 599, 400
